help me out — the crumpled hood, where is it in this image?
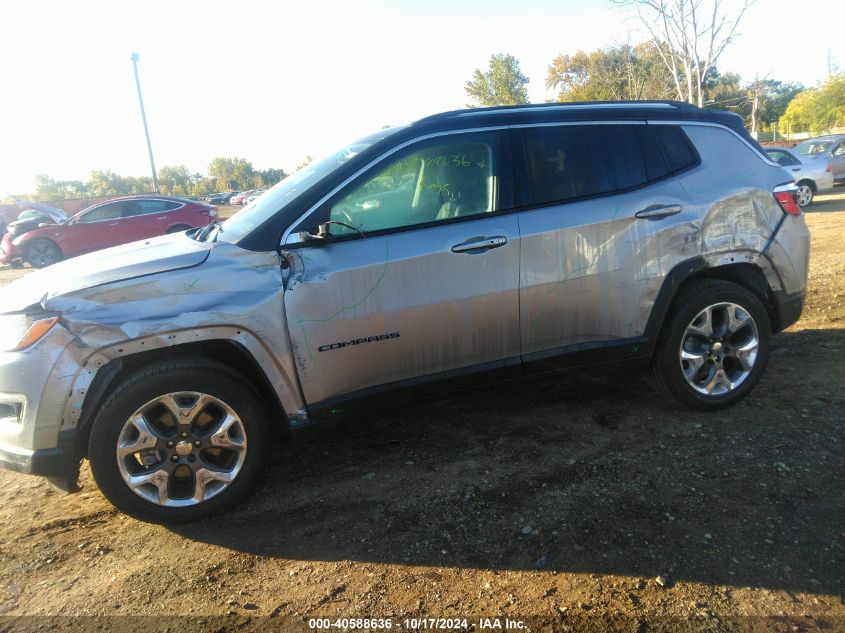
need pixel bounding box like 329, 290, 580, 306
0, 232, 213, 314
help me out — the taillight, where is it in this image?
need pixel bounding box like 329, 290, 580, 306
773, 188, 801, 216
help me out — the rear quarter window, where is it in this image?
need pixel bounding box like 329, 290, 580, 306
651, 125, 699, 173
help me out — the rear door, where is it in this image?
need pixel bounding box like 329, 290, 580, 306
513, 122, 698, 367
282, 130, 521, 417
118, 199, 184, 242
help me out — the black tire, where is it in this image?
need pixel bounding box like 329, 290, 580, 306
795, 181, 814, 207
166, 224, 192, 234
23, 238, 62, 268
88, 358, 270, 523
649, 280, 771, 411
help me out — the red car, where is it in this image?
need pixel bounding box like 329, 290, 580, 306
0, 196, 217, 268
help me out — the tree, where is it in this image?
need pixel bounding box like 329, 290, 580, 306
87, 170, 151, 196
256, 167, 288, 187
465, 53, 529, 107
207, 157, 255, 191
157, 165, 193, 196
614, 0, 754, 106
33, 174, 86, 201
547, 42, 676, 102
780, 75, 845, 135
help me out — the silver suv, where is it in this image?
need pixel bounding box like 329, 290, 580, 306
0, 102, 810, 523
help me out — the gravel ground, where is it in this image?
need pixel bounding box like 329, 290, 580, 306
0, 196, 842, 632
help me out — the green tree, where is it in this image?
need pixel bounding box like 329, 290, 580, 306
87, 170, 151, 196
780, 75, 845, 135
465, 53, 529, 107
33, 174, 86, 201
547, 42, 675, 102
157, 164, 193, 196
208, 157, 255, 191
256, 167, 288, 187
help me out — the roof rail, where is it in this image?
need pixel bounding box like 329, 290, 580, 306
415, 100, 696, 124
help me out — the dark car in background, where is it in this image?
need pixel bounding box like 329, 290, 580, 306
0, 195, 217, 268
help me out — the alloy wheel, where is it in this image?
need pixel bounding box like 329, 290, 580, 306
679, 302, 760, 396
115, 392, 247, 507
796, 185, 813, 207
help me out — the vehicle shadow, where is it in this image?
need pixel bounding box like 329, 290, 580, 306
173, 328, 844, 597
806, 185, 845, 213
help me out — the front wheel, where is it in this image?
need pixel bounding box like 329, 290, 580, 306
649, 280, 771, 411
88, 359, 270, 523
24, 238, 62, 268
795, 182, 814, 207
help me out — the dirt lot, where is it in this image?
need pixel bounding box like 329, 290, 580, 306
0, 196, 842, 632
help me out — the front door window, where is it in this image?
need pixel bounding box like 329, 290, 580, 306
327, 135, 496, 236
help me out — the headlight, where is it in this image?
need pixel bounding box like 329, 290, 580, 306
0, 315, 58, 352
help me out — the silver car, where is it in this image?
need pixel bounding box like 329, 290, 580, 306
765, 146, 835, 206
792, 134, 845, 184
0, 101, 810, 523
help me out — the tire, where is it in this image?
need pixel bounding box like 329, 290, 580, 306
166, 224, 192, 234
23, 238, 62, 268
88, 358, 270, 523
795, 182, 814, 207
649, 280, 771, 411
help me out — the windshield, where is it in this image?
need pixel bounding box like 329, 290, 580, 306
794, 140, 833, 155
220, 128, 403, 244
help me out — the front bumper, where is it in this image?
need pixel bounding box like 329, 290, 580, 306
0, 429, 78, 480
0, 233, 21, 265
0, 325, 86, 489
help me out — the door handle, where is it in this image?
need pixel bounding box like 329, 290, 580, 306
451, 236, 508, 253
634, 204, 683, 220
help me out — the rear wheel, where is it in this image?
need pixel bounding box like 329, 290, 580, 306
23, 238, 62, 268
88, 359, 270, 523
795, 182, 814, 207
649, 280, 771, 410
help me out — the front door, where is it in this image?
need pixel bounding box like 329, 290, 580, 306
282, 130, 521, 417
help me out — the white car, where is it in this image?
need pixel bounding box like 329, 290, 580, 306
766, 147, 834, 207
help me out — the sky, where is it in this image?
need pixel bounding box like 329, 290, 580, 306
0, 0, 840, 198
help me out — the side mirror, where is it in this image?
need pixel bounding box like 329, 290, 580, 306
288, 226, 328, 245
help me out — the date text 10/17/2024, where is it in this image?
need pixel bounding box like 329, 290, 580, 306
308, 618, 527, 630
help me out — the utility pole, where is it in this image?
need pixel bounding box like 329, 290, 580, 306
130, 52, 158, 192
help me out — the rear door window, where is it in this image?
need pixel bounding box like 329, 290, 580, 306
122, 200, 182, 217
517, 124, 649, 207
766, 149, 800, 167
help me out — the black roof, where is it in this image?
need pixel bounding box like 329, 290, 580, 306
391, 100, 762, 157
409, 100, 740, 130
